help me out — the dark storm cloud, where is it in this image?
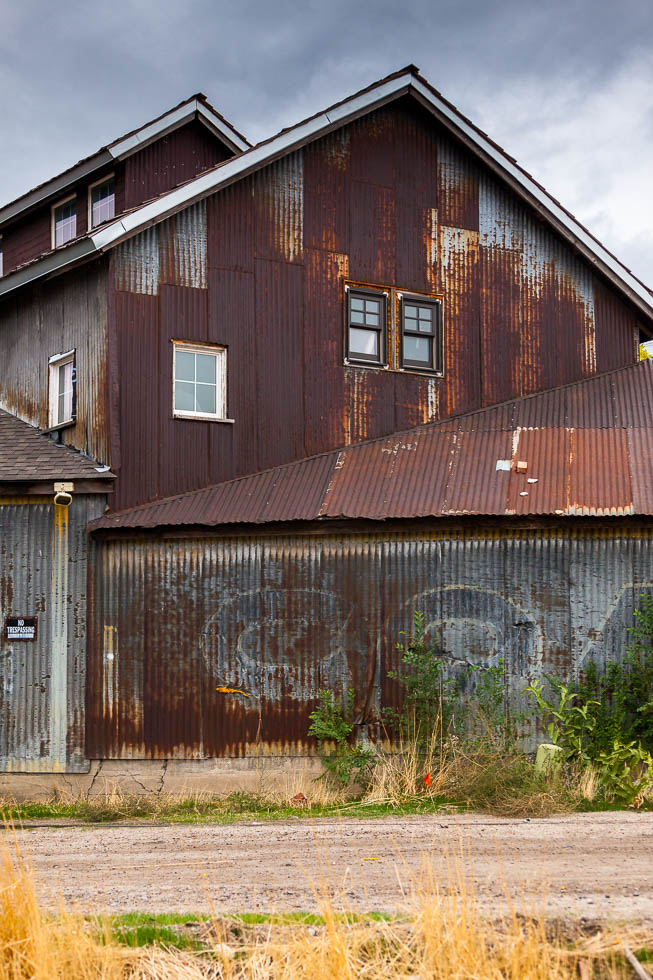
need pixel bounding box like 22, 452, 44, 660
0, 0, 651, 282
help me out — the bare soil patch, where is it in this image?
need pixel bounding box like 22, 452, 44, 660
14, 811, 653, 922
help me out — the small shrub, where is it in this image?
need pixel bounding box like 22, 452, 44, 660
308, 690, 375, 787
386, 611, 456, 743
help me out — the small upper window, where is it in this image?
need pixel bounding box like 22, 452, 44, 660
89, 176, 115, 228
347, 289, 387, 365
52, 198, 77, 248
400, 297, 442, 372
48, 351, 76, 428
173, 342, 228, 420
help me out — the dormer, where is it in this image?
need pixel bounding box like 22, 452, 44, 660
0, 94, 249, 278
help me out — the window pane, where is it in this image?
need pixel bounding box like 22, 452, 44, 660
418, 307, 432, 322
175, 381, 195, 412
350, 310, 365, 324
350, 297, 364, 311
404, 305, 418, 318
404, 335, 431, 364
54, 201, 76, 247
56, 361, 74, 423
196, 353, 216, 384
365, 311, 379, 325
195, 383, 217, 415
350, 327, 378, 358
365, 299, 380, 314
91, 180, 115, 226
175, 350, 195, 382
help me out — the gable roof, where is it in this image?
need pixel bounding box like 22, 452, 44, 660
0, 409, 114, 485
0, 93, 250, 228
1, 65, 651, 323
89, 358, 653, 532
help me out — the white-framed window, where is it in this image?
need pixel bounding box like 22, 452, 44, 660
88, 175, 115, 228
48, 350, 76, 428
52, 196, 77, 248
172, 341, 229, 421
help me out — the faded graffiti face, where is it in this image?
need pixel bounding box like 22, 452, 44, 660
201, 588, 368, 704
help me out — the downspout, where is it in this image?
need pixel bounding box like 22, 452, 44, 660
49, 482, 73, 769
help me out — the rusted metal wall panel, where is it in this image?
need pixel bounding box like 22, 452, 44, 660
160, 201, 207, 289
123, 120, 231, 211
0, 261, 111, 467
303, 248, 349, 454
88, 525, 653, 758
304, 131, 350, 254
114, 227, 160, 295
207, 179, 255, 272
254, 260, 305, 471
254, 152, 304, 264
111, 292, 160, 511
0, 495, 105, 771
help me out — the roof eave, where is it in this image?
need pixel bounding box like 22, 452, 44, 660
0, 238, 99, 300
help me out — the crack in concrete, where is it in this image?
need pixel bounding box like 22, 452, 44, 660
156, 760, 168, 796
86, 760, 103, 799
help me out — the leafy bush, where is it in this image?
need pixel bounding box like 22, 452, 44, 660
524, 678, 599, 764
524, 594, 653, 808
386, 611, 456, 743
385, 610, 510, 746
308, 690, 375, 787
573, 592, 653, 754
594, 739, 653, 808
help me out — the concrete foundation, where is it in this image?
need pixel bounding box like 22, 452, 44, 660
0, 757, 325, 802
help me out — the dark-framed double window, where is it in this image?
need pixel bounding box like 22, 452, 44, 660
346, 288, 387, 365
400, 296, 442, 373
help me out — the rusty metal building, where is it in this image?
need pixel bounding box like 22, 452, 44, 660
0, 66, 652, 782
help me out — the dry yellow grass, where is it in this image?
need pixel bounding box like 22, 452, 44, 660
0, 828, 650, 978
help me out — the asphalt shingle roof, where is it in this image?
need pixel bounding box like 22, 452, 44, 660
0, 410, 112, 482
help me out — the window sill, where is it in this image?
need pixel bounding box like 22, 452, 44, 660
173, 412, 235, 424
344, 359, 389, 370
42, 419, 76, 434
345, 361, 443, 378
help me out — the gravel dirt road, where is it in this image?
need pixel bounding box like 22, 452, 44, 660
13, 811, 653, 921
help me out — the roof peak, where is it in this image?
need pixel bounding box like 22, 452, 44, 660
0, 93, 250, 228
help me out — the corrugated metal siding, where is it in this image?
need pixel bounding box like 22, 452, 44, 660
0, 261, 111, 467
107, 99, 644, 511
87, 525, 653, 758
123, 119, 231, 211
0, 495, 105, 771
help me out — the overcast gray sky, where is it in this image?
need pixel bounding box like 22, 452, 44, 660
1, 0, 651, 286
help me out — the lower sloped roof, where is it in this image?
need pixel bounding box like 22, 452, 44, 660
0, 409, 113, 484
89, 360, 653, 532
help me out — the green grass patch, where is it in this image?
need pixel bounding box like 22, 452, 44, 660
94, 910, 397, 950
1, 791, 454, 826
